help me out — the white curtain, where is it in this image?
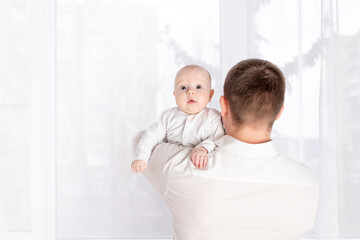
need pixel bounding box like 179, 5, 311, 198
0, 0, 359, 239
0, 0, 56, 239
56, 0, 220, 238
230, 0, 360, 239
229, 0, 360, 239
317, 0, 360, 238
0, 0, 31, 232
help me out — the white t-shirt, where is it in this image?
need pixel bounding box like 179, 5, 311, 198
134, 107, 225, 162
135, 134, 319, 240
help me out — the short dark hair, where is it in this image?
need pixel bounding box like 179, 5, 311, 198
223, 59, 285, 130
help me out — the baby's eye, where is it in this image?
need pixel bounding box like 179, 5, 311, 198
181, 86, 186, 90
196, 85, 202, 89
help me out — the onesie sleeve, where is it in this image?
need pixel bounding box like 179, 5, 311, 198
195, 109, 225, 153
133, 110, 169, 162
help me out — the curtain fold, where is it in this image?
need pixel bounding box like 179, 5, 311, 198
317, 0, 340, 238
317, 0, 360, 239
220, 0, 360, 239
56, 0, 220, 238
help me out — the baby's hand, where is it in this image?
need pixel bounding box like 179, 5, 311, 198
190, 147, 208, 169
131, 160, 147, 173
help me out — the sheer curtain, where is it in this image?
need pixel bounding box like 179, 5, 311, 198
57, 0, 360, 238
0, 0, 56, 239
221, 0, 359, 239
0, 0, 359, 240
318, 0, 360, 238
0, 0, 31, 232
56, 0, 220, 238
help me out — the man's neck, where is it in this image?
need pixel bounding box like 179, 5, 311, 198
226, 124, 271, 144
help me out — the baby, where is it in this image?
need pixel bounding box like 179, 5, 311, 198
131, 65, 225, 173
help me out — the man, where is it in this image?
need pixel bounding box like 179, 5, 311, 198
134, 59, 319, 240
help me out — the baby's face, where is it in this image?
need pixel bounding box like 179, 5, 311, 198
173, 68, 214, 115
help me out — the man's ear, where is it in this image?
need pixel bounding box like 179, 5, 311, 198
209, 89, 215, 102
275, 104, 284, 120
220, 96, 228, 118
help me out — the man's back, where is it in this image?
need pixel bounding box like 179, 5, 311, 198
143, 135, 319, 240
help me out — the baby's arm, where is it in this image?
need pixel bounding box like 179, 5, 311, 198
191, 111, 225, 169
131, 111, 168, 173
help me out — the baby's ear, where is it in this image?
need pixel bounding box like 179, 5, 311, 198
209, 89, 215, 101
173, 91, 175, 96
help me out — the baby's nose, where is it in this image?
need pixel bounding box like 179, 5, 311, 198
187, 89, 194, 95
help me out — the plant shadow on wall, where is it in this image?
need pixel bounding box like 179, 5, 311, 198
160, 0, 322, 94
159, 24, 220, 82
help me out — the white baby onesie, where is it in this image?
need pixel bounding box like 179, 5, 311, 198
134, 107, 225, 162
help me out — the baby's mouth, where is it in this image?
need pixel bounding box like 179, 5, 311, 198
188, 99, 196, 103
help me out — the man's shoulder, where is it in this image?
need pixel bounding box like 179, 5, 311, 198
269, 154, 318, 186
201, 150, 318, 187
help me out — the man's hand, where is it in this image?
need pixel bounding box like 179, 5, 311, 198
190, 147, 208, 169
131, 160, 147, 173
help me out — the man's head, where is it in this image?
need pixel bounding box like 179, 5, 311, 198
220, 59, 285, 132
173, 65, 214, 115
